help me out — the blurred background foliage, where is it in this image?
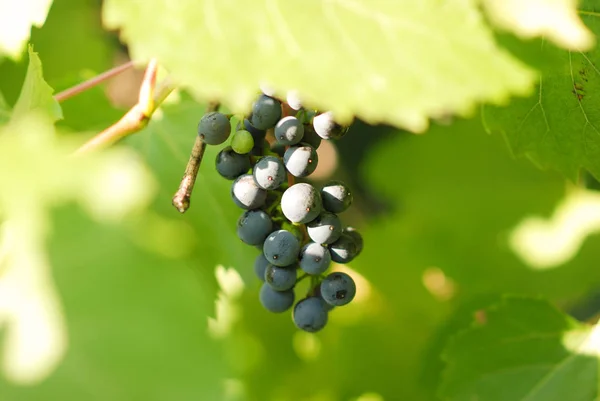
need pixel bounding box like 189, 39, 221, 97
1, 1, 600, 401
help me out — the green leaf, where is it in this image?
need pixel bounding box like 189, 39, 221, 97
482, 4, 600, 181
481, 0, 594, 50
439, 296, 600, 401
0, 0, 53, 59
102, 0, 536, 132
0, 91, 9, 124
0, 49, 157, 387
11, 46, 62, 122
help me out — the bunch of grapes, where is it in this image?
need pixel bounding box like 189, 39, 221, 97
197, 92, 363, 332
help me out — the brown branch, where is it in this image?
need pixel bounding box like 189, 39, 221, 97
172, 102, 220, 213
54, 60, 135, 103
73, 59, 175, 155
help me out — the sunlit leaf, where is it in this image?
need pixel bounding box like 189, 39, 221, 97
102, 0, 536, 132
440, 296, 600, 401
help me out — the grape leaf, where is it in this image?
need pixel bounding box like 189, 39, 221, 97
481, 0, 594, 50
11, 46, 62, 122
0, 91, 9, 124
482, 3, 600, 181
0, 0, 53, 59
102, 0, 536, 132
0, 43, 156, 387
439, 296, 600, 401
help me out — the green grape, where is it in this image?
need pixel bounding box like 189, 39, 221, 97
231, 130, 255, 154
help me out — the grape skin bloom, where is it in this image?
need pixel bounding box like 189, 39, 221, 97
215, 146, 251, 180
328, 233, 358, 264
275, 116, 304, 146
198, 112, 231, 145
265, 264, 297, 291
251, 95, 282, 130
281, 183, 322, 224
283, 144, 318, 177
321, 180, 353, 214
293, 297, 329, 332
254, 253, 270, 282
237, 210, 273, 245
306, 211, 342, 245
231, 174, 267, 210
253, 156, 286, 190
263, 230, 301, 267
260, 283, 295, 313
299, 242, 331, 275
320, 272, 356, 306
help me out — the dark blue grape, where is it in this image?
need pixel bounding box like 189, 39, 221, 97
198, 112, 231, 145
343, 227, 363, 256
236, 210, 273, 245
251, 95, 281, 130
263, 230, 301, 267
265, 264, 297, 291
328, 233, 358, 264
299, 242, 331, 275
283, 144, 318, 177
320, 181, 353, 213
293, 297, 329, 332
301, 123, 322, 149
260, 283, 295, 313
215, 146, 251, 180
231, 174, 267, 210
275, 116, 304, 146
281, 183, 322, 224
254, 253, 270, 282
306, 211, 342, 245
253, 156, 286, 190
320, 272, 356, 306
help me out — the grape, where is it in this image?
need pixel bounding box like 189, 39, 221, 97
301, 123, 322, 149
254, 253, 270, 282
253, 156, 286, 190
328, 233, 358, 264
281, 183, 322, 224
280, 221, 304, 242
243, 118, 266, 141
260, 283, 295, 313
312, 111, 348, 140
231, 129, 254, 154
236, 210, 273, 245
314, 286, 336, 311
283, 144, 318, 177
343, 227, 363, 256
263, 230, 301, 267
320, 272, 356, 306
231, 174, 267, 210
293, 297, 329, 332
270, 142, 286, 157
299, 242, 331, 275
274, 116, 304, 146
286, 91, 302, 110
265, 264, 297, 291
215, 146, 251, 180
198, 112, 231, 145
251, 95, 281, 130
320, 181, 353, 213
306, 211, 342, 245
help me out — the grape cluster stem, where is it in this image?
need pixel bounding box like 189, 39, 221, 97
172, 101, 220, 213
